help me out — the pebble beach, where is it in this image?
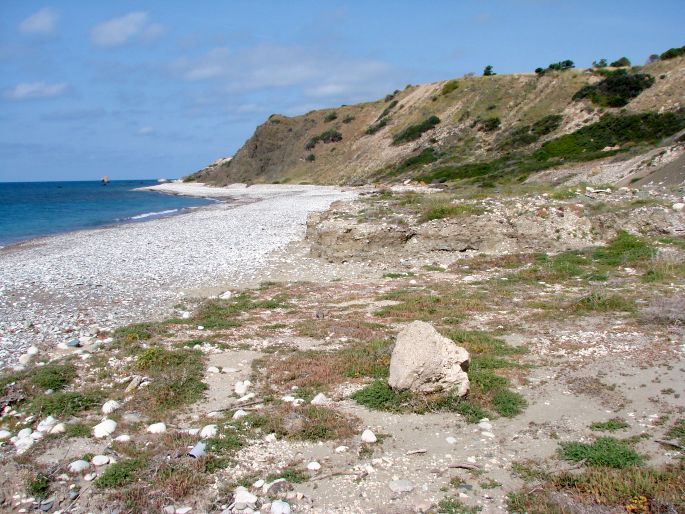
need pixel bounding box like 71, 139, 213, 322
0, 183, 354, 368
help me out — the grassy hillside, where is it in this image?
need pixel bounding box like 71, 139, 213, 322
189, 53, 685, 186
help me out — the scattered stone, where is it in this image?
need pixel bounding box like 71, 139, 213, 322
388, 479, 415, 493
176, 508, 192, 514
84, 473, 97, 482
481, 431, 495, 439
265, 433, 277, 443
310, 393, 328, 405
0, 430, 11, 440
200, 424, 218, 438
49, 423, 65, 435
233, 487, 257, 510
307, 461, 321, 471
672, 203, 685, 212
335, 445, 349, 453
114, 434, 131, 442
102, 400, 121, 415
162, 506, 175, 514
39, 499, 54, 512
446, 436, 457, 445
219, 291, 232, 300
68, 460, 90, 473
147, 422, 167, 434
361, 429, 377, 443
232, 409, 248, 420
478, 421, 493, 431
207, 366, 221, 374
270, 500, 291, 514
265, 479, 292, 496
91, 455, 110, 466
125, 376, 143, 392
93, 419, 117, 438
388, 321, 470, 396
234, 380, 251, 396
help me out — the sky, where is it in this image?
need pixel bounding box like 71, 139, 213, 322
1, 1, 683, 182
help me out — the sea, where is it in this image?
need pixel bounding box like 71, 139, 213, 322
0, 180, 215, 247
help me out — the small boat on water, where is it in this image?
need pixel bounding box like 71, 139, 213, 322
101, 176, 109, 185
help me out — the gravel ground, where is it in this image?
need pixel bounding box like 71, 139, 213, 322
0, 183, 355, 368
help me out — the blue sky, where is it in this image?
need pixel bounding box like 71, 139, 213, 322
1, 1, 683, 181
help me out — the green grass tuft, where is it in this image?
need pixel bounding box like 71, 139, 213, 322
559, 437, 643, 468
591, 418, 630, 432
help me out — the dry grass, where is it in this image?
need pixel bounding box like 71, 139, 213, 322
294, 318, 388, 340
258, 404, 359, 441
375, 286, 486, 324
640, 295, 685, 325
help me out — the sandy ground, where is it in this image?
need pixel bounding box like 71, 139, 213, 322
0, 183, 355, 368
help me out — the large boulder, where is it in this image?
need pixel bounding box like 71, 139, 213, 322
388, 321, 470, 396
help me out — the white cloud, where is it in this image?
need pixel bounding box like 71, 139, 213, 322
174, 44, 394, 101
4, 81, 68, 101
90, 12, 164, 47
19, 8, 59, 35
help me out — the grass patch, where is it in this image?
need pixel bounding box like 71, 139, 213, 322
419, 202, 485, 223
666, 419, 685, 446
95, 458, 148, 488
393, 115, 440, 145
376, 287, 485, 324
64, 422, 92, 438
591, 418, 630, 432
29, 363, 77, 391
437, 497, 482, 513
266, 467, 307, 484
570, 292, 636, 313
352, 380, 412, 412
27, 473, 50, 499
573, 70, 655, 107
559, 437, 643, 468
190, 293, 288, 329
592, 231, 655, 266
261, 404, 357, 441
29, 391, 102, 417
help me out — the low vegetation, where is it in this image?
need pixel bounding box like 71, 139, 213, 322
573, 70, 655, 107
305, 129, 343, 150
559, 437, 643, 468
392, 116, 440, 145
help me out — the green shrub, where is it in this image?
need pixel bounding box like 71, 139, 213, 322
592, 231, 655, 266
30, 363, 76, 391
267, 468, 307, 484
437, 497, 482, 513
324, 111, 337, 122
393, 116, 440, 144
483, 65, 495, 76
29, 391, 102, 416
559, 437, 643, 468
95, 459, 148, 488
531, 114, 563, 136
492, 389, 527, 417
591, 418, 630, 431
395, 147, 438, 172
573, 70, 655, 107
342, 115, 355, 123
305, 153, 315, 162
660, 45, 685, 60
477, 117, 501, 132
610, 56, 631, 67
305, 129, 342, 149
27, 473, 50, 498
352, 380, 411, 412
441, 80, 460, 95
365, 117, 389, 135
377, 100, 398, 121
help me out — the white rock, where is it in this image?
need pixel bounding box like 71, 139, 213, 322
388, 479, 415, 493
219, 291, 232, 300
147, 422, 167, 434
176, 508, 192, 514
232, 409, 248, 420
253, 479, 265, 488
446, 436, 457, 445
310, 393, 329, 405
114, 434, 131, 442
37, 416, 57, 432
207, 366, 221, 374
31, 431, 44, 440
49, 423, 65, 435
481, 431, 495, 438
93, 419, 117, 438
18, 354, 32, 365
238, 393, 255, 402
264, 433, 277, 443
388, 321, 470, 396
673, 203, 685, 212
68, 460, 90, 473
0, 430, 11, 440
197, 325, 204, 330
281, 395, 296, 402
27, 346, 39, 356
84, 473, 97, 481
180, 311, 191, 319
307, 461, 321, 471
91, 455, 110, 466
102, 400, 121, 415
186, 428, 200, 436
478, 421, 493, 431
14, 437, 34, 454
200, 424, 218, 438
235, 380, 251, 395
17, 428, 32, 439
335, 445, 348, 453
234, 487, 257, 508
270, 500, 291, 514
361, 429, 377, 443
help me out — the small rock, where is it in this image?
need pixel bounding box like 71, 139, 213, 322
66, 339, 81, 348
17, 428, 32, 439
207, 366, 221, 374
68, 460, 90, 473
307, 461, 321, 471
233, 487, 257, 509
265, 479, 292, 496
388, 479, 414, 493
39, 499, 54, 512
253, 479, 265, 488
83, 473, 97, 482
232, 409, 248, 420
235, 380, 251, 396
478, 421, 492, 431
481, 431, 495, 438
176, 508, 192, 514
335, 445, 348, 453
49, 423, 65, 435
125, 376, 143, 392
102, 400, 121, 415
672, 203, 685, 212
93, 419, 117, 438
361, 429, 377, 443
147, 422, 167, 434
310, 393, 328, 405
199, 424, 218, 438
446, 436, 457, 445
270, 500, 291, 514
114, 434, 131, 442
219, 291, 232, 300
91, 455, 110, 466
162, 507, 175, 514
264, 433, 277, 443
0, 430, 11, 440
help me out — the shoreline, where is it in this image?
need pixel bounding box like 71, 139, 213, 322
0, 183, 355, 368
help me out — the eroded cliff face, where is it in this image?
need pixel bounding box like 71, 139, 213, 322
188, 57, 685, 186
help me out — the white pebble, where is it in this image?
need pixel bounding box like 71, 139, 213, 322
68, 460, 90, 473
93, 419, 117, 438
147, 422, 167, 434
446, 436, 457, 445
49, 423, 65, 435
102, 400, 121, 415
232, 409, 248, 420
264, 433, 277, 443
361, 429, 377, 443
307, 461, 321, 471
199, 424, 218, 438
114, 434, 131, 443
271, 500, 291, 514
91, 455, 110, 466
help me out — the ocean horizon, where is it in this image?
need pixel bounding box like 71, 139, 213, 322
0, 179, 215, 247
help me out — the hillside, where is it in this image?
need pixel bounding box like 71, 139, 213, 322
189, 54, 685, 187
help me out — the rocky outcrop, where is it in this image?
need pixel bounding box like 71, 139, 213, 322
388, 321, 470, 396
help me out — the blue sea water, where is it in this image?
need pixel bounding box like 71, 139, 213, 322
0, 180, 215, 247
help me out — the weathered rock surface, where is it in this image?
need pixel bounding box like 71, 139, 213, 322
388, 321, 470, 396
